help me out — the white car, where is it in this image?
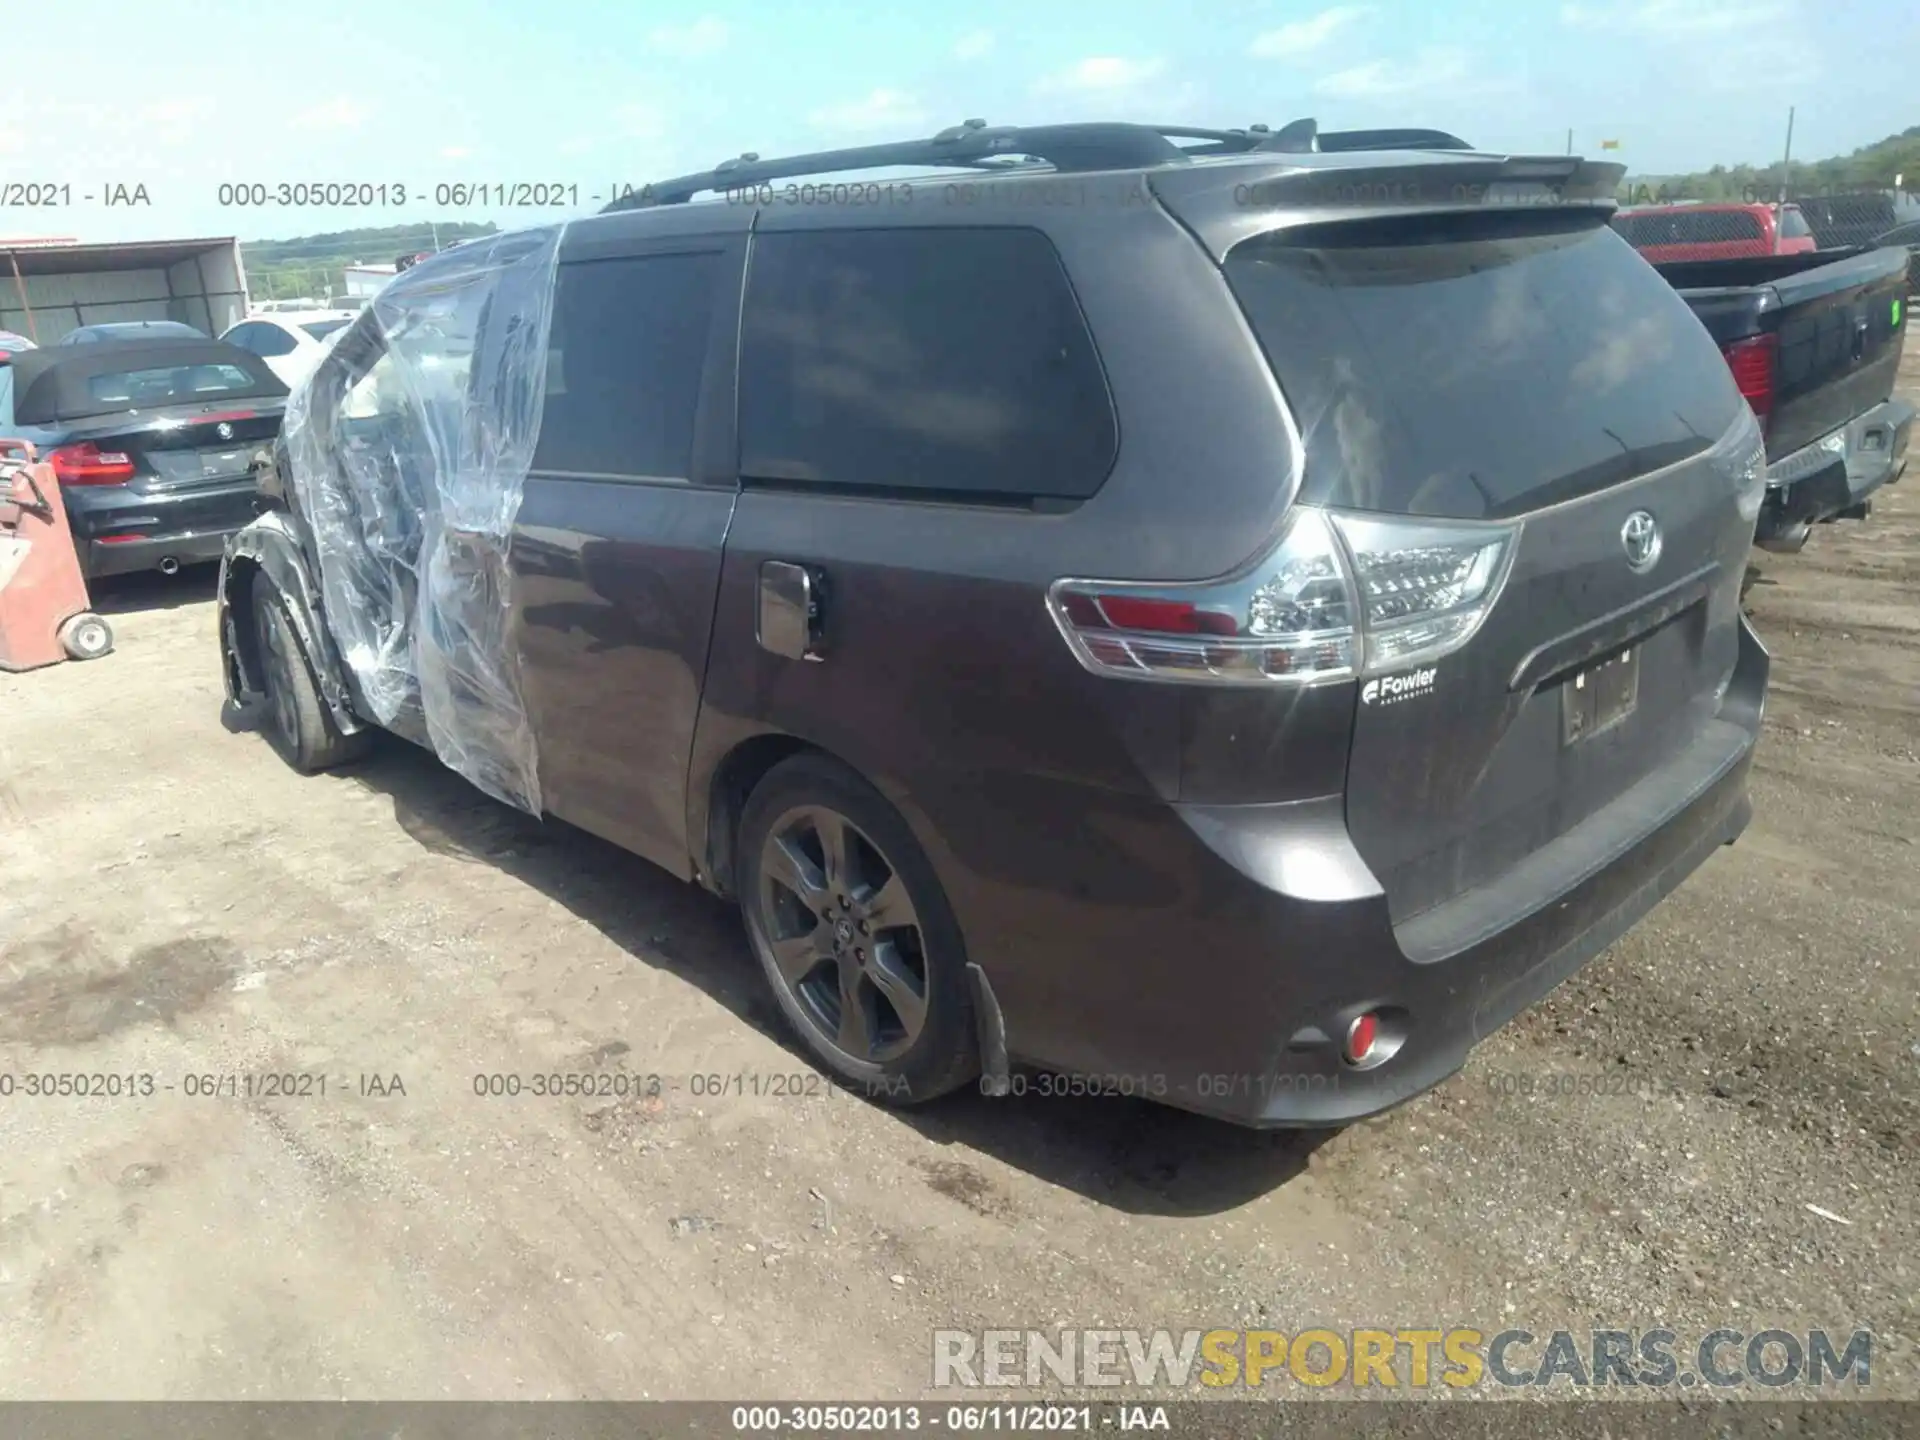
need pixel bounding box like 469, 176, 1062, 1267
219, 310, 358, 390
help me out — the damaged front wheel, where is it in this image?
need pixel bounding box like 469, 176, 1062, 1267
251, 582, 370, 774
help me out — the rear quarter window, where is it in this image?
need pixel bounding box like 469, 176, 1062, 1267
738, 227, 1117, 501
1225, 215, 1743, 519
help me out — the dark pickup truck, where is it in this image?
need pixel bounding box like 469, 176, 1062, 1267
1643, 245, 1912, 552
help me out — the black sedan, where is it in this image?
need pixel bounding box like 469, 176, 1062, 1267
0, 338, 287, 579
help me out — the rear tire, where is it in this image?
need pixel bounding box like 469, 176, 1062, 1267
251, 582, 369, 774
737, 753, 979, 1104
57, 612, 113, 661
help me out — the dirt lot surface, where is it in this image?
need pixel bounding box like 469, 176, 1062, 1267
2, 352, 1916, 1406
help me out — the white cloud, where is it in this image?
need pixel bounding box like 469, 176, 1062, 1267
648, 17, 730, 58
1313, 47, 1473, 99
954, 29, 995, 61
1036, 56, 1167, 92
142, 97, 214, 144
147, 98, 213, 125
1252, 7, 1369, 59
1560, 0, 1787, 36
810, 89, 929, 133
615, 101, 671, 140
294, 97, 370, 130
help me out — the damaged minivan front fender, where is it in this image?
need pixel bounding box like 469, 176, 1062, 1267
219, 511, 369, 738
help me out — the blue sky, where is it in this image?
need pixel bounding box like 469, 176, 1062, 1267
4, 0, 1914, 245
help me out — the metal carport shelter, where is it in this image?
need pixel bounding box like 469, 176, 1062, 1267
0, 237, 249, 344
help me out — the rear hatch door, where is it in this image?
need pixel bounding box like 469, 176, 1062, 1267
1166, 164, 1759, 927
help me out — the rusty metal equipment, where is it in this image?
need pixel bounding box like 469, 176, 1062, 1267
0, 438, 113, 670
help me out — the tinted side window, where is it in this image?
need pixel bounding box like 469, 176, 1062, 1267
252, 323, 298, 357
533, 252, 720, 479
224, 323, 261, 354
1780, 209, 1814, 240
738, 228, 1116, 501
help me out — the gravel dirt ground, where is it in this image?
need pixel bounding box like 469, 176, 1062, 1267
1, 351, 1915, 1406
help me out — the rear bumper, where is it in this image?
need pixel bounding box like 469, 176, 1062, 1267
980, 615, 1768, 1128
66, 482, 257, 579
1756, 399, 1913, 550
83, 529, 232, 579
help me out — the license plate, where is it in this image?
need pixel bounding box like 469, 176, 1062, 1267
1562, 646, 1640, 744
199, 446, 252, 479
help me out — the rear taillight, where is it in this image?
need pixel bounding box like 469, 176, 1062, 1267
47, 442, 135, 487
1722, 333, 1777, 433
1717, 405, 1768, 526
1048, 507, 1519, 687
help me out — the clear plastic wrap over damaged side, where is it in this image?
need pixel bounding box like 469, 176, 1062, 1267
280, 225, 563, 813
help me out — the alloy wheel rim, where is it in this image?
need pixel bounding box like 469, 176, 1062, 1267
755, 804, 930, 1065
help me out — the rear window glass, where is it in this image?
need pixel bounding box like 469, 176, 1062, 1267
1779, 208, 1814, 240
1225, 216, 1743, 520
302, 319, 352, 341
1612, 210, 1762, 246
85, 362, 260, 408
739, 227, 1117, 501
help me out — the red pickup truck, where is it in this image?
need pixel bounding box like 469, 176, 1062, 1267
1611, 202, 1819, 262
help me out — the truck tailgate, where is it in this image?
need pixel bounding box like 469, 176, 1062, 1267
1667, 245, 1909, 461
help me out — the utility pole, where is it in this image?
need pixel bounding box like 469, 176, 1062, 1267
1566, 128, 1573, 156
1777, 106, 1795, 208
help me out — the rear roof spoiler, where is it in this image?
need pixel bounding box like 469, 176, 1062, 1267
1148, 153, 1629, 263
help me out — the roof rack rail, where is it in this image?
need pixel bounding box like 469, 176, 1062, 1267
602, 118, 1477, 212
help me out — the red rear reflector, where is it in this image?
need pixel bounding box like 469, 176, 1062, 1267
1721, 334, 1777, 432
1076, 593, 1240, 636
1344, 1012, 1379, 1065
98, 534, 145, 544
48, 442, 135, 486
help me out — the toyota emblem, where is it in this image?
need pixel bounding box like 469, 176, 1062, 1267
1621, 510, 1661, 572
216, 421, 234, 441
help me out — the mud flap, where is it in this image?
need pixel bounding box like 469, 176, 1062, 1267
968, 962, 1010, 1097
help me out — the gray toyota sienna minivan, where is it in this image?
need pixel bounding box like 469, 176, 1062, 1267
219, 120, 1770, 1126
